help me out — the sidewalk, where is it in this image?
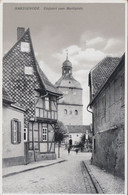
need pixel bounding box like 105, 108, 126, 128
83, 159, 125, 194
3, 158, 66, 178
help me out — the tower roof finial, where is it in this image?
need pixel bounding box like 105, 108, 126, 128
66, 49, 68, 60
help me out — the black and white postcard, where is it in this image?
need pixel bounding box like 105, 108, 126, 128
1, 0, 127, 194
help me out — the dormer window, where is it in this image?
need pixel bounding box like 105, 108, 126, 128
25, 67, 33, 75
21, 42, 30, 53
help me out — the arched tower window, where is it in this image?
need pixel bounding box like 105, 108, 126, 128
75, 110, 78, 115
64, 109, 67, 114
69, 110, 72, 115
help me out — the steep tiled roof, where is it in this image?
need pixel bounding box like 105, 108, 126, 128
90, 57, 120, 97
89, 54, 125, 106
67, 125, 91, 133
55, 74, 82, 89
36, 61, 62, 96
3, 88, 13, 104
3, 28, 62, 97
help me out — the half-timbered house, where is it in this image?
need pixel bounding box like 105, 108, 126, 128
3, 27, 62, 165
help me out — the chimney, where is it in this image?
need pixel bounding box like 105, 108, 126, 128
17, 27, 25, 40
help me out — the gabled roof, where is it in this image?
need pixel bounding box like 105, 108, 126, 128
4, 28, 62, 97
36, 61, 62, 96
89, 57, 120, 97
89, 54, 125, 106
66, 125, 91, 133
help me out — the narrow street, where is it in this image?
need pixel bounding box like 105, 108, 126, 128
3, 149, 94, 194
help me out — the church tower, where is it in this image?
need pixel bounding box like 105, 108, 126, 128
55, 54, 83, 125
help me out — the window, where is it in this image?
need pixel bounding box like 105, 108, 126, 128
11, 119, 21, 144
41, 124, 47, 141
45, 97, 49, 110
24, 128, 28, 142
69, 135, 72, 138
64, 109, 67, 114
75, 110, 78, 115
25, 67, 33, 75
21, 42, 30, 52
69, 110, 72, 115
41, 127, 47, 141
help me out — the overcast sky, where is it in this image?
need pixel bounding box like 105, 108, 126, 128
3, 3, 125, 124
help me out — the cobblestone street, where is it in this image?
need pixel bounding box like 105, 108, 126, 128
3, 149, 93, 194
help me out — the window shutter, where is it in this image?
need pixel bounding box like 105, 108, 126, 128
11, 120, 15, 144
17, 121, 21, 143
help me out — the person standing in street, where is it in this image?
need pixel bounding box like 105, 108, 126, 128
75, 148, 78, 154
68, 147, 70, 154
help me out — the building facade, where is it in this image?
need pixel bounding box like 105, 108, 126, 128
66, 125, 91, 146
88, 54, 125, 178
3, 27, 62, 165
55, 57, 83, 125
3, 88, 25, 167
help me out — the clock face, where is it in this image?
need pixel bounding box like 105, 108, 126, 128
21, 42, 30, 53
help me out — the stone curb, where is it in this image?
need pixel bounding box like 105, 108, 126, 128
83, 161, 104, 194
3, 159, 66, 178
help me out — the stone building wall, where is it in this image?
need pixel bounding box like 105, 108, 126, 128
58, 103, 83, 125
59, 87, 82, 105
92, 62, 125, 178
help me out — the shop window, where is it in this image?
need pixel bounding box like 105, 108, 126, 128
11, 119, 21, 144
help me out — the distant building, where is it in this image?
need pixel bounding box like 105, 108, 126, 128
66, 125, 91, 146
3, 27, 62, 166
88, 54, 125, 178
55, 56, 83, 125
3, 88, 25, 167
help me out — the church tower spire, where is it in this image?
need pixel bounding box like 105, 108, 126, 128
62, 50, 72, 76
66, 49, 68, 60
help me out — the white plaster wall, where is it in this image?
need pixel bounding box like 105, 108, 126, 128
3, 106, 24, 158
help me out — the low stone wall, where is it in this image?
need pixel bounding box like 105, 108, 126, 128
92, 125, 124, 179
3, 156, 25, 167
27, 150, 56, 163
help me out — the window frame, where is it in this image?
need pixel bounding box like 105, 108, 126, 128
41, 124, 47, 142
11, 119, 21, 144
